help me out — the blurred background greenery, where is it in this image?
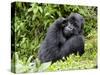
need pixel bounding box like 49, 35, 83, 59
11, 2, 97, 73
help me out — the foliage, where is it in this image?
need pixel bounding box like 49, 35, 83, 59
11, 52, 51, 73
11, 2, 97, 73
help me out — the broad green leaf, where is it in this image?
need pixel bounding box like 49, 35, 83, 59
38, 62, 51, 72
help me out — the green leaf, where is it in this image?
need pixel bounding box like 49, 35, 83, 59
38, 62, 51, 72
38, 7, 43, 13
27, 56, 33, 64
28, 8, 33, 12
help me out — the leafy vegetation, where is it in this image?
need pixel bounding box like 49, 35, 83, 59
11, 2, 97, 73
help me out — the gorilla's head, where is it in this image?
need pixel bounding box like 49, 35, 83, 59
62, 13, 85, 38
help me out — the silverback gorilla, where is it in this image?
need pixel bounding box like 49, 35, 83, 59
38, 13, 85, 63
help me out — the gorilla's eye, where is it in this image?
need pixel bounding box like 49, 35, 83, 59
74, 22, 79, 28
62, 22, 68, 28
63, 20, 67, 24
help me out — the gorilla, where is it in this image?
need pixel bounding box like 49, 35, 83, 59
38, 13, 85, 63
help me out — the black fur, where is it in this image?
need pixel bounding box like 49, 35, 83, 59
38, 13, 85, 63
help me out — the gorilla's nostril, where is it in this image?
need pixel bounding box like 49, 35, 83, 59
66, 25, 73, 30
68, 26, 72, 29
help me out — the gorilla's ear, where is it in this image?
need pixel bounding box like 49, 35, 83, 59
81, 17, 85, 30
79, 20, 84, 34
81, 18, 85, 25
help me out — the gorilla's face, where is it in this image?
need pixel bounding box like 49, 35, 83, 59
62, 13, 84, 38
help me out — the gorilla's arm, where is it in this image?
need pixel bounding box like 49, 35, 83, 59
60, 35, 84, 58
38, 18, 65, 63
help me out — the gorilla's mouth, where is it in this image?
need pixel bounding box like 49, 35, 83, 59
64, 30, 73, 37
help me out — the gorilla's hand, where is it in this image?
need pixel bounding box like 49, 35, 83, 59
53, 17, 66, 28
